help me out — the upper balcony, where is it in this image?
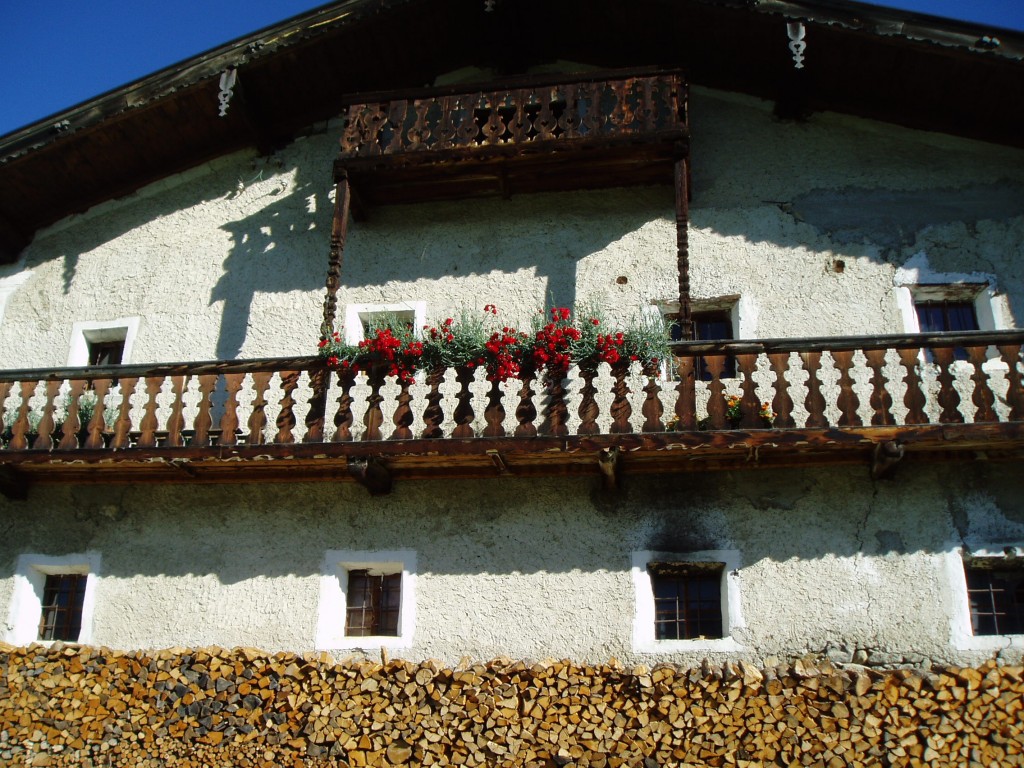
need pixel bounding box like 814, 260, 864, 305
334, 70, 688, 212
1, 330, 1022, 497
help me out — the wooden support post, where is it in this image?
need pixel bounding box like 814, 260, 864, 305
348, 457, 393, 495
322, 170, 352, 339
674, 150, 692, 341
598, 446, 620, 491
871, 440, 904, 479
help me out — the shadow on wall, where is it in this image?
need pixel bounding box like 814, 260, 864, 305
213, 159, 334, 360
0, 463, 1014, 584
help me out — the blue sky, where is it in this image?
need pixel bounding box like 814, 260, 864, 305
2, 0, 1022, 137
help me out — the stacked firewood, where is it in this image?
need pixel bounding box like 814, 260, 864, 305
0, 644, 1020, 767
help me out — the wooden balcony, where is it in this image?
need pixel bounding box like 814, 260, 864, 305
1, 330, 1022, 495
335, 70, 688, 210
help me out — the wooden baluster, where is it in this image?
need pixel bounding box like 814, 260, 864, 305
800, 352, 828, 428
274, 371, 301, 444
641, 369, 663, 433
136, 377, 163, 448
608, 364, 632, 434
451, 366, 476, 439
358, 106, 388, 157
391, 380, 414, 440
407, 101, 431, 150
331, 369, 356, 442
455, 96, 479, 147
541, 375, 570, 437
705, 356, 728, 429
483, 379, 506, 438
534, 91, 555, 141
32, 380, 61, 450
420, 368, 445, 439
362, 367, 386, 441
515, 372, 538, 437
641, 76, 656, 133
188, 375, 217, 447
58, 380, 87, 450
164, 376, 187, 447
561, 84, 582, 139
736, 353, 761, 429
863, 349, 893, 426
85, 379, 113, 449
832, 350, 861, 427
247, 372, 272, 445
607, 80, 631, 135
482, 92, 504, 145
768, 352, 795, 428
339, 105, 363, 156
435, 97, 456, 149
932, 347, 963, 423
111, 377, 139, 450
997, 344, 1024, 420
304, 367, 331, 443
386, 100, 408, 154
576, 369, 600, 435
510, 89, 531, 143
965, 345, 997, 423
582, 82, 602, 136
673, 356, 697, 431
0, 381, 11, 448
8, 381, 36, 451
896, 348, 929, 424
217, 373, 244, 446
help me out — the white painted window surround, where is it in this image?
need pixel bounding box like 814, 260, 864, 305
650, 296, 754, 381
343, 302, 426, 345
316, 549, 416, 651
943, 547, 1024, 653
631, 549, 744, 653
4, 552, 101, 646
67, 317, 141, 367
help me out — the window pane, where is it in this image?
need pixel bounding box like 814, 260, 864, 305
344, 570, 402, 637
39, 574, 86, 641
966, 564, 1024, 636
650, 564, 724, 640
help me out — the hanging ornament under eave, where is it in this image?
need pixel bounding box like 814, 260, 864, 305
787, 22, 807, 69
218, 69, 238, 117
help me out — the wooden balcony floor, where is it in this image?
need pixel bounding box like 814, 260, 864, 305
3, 422, 1022, 493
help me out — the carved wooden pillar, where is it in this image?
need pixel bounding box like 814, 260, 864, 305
322, 170, 352, 338
674, 150, 692, 341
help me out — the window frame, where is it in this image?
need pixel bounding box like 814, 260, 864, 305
343, 302, 426, 345
944, 547, 1024, 652
631, 549, 744, 653
316, 549, 416, 651
4, 552, 101, 645
67, 318, 140, 367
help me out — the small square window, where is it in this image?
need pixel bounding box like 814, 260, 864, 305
915, 300, 978, 361
39, 574, 88, 641
345, 570, 402, 637
650, 562, 724, 640
965, 559, 1024, 636
316, 549, 416, 650
669, 309, 736, 380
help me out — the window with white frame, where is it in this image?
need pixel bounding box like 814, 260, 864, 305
656, 296, 744, 380
343, 302, 426, 345
67, 318, 140, 367
632, 549, 743, 652
4, 552, 100, 645
945, 546, 1024, 652
316, 549, 416, 650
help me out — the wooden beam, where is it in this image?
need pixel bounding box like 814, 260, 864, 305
598, 446, 620, 491
674, 150, 692, 340
347, 457, 393, 495
321, 172, 351, 338
871, 440, 905, 479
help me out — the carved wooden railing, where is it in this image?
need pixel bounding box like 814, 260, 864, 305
338, 72, 687, 162
0, 331, 1021, 455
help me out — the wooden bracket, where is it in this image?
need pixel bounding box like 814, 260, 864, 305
347, 457, 393, 495
598, 447, 620, 491
486, 449, 508, 475
871, 440, 904, 479
0, 465, 29, 501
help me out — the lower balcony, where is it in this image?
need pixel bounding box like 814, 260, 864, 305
1, 330, 1022, 495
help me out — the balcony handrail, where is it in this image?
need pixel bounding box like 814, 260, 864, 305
1, 329, 1019, 384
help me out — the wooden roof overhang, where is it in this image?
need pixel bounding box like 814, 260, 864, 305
0, 0, 1021, 262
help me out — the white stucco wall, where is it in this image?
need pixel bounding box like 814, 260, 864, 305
0, 88, 1020, 370
0, 465, 1021, 667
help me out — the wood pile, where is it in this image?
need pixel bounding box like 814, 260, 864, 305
0, 644, 1021, 767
